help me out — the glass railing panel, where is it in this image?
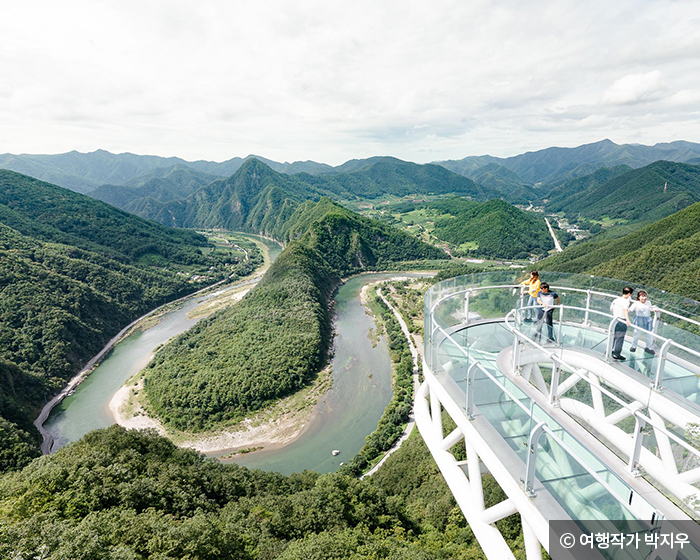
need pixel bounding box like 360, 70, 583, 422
535, 431, 656, 523
472, 369, 533, 462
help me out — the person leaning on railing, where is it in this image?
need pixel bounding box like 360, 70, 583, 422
519, 271, 540, 322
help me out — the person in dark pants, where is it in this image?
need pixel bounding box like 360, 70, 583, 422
535, 283, 559, 343
610, 286, 633, 360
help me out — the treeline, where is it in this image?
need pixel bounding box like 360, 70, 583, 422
143, 199, 445, 432
340, 289, 415, 476
0, 425, 526, 559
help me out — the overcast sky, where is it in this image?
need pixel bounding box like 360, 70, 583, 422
1, 0, 699, 165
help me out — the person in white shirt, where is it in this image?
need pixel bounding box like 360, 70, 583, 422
610, 287, 633, 360
629, 290, 659, 355
535, 283, 559, 343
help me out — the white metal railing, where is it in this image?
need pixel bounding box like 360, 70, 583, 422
429, 281, 700, 333
429, 281, 700, 394
462, 361, 657, 520
512, 303, 700, 390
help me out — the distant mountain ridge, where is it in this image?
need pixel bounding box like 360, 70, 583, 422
5, 139, 700, 200
435, 139, 700, 185
88, 158, 493, 233
545, 160, 700, 225
0, 151, 333, 194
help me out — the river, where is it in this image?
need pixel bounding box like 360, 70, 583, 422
43, 236, 283, 452
43, 254, 423, 474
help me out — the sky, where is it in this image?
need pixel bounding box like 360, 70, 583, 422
2, 0, 700, 165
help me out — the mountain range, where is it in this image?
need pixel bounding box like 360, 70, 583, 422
544, 160, 700, 226
5, 139, 700, 202
436, 139, 700, 185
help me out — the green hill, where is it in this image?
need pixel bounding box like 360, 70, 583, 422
143, 199, 445, 431
421, 198, 553, 258
544, 160, 700, 224
541, 200, 700, 299
0, 171, 249, 471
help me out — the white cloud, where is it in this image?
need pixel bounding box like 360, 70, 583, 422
601, 71, 666, 105
0, 1, 699, 163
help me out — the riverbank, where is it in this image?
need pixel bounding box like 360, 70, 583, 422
36, 233, 276, 454
109, 364, 332, 454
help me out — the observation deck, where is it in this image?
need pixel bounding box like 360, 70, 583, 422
415, 272, 700, 559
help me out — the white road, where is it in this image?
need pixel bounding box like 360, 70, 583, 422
544, 217, 563, 252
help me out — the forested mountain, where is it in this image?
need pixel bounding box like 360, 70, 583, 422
544, 164, 632, 205
143, 198, 445, 431
100, 158, 494, 234
467, 163, 536, 202
435, 139, 700, 185
541, 200, 700, 299
90, 164, 220, 210
305, 156, 494, 200
0, 170, 212, 264
140, 158, 324, 231
544, 160, 700, 224
0, 171, 247, 471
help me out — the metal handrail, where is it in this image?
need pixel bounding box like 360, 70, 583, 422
502, 309, 700, 471
429, 281, 700, 336
510, 302, 700, 386
463, 361, 650, 514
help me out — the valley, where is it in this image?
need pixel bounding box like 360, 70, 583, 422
3, 139, 700, 559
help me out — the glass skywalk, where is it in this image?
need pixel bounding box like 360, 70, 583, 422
417, 271, 700, 559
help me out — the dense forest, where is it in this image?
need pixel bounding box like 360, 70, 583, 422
0, 424, 525, 559
143, 199, 445, 431
386, 198, 554, 259
0, 172, 256, 471
544, 161, 700, 225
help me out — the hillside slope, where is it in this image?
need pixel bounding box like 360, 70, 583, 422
0, 171, 246, 471
541, 201, 700, 299
544, 161, 700, 224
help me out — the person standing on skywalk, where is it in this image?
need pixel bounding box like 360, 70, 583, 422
520, 270, 540, 322
535, 283, 559, 343
610, 287, 633, 361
